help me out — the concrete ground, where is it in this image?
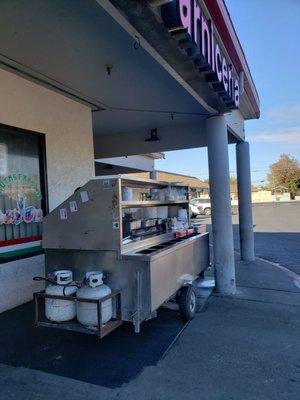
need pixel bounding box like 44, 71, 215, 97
0, 202, 299, 400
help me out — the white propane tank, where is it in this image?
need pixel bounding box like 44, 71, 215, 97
45, 270, 77, 322
76, 271, 112, 327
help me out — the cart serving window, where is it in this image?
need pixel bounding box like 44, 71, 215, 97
0, 125, 47, 262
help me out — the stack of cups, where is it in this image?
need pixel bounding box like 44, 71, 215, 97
177, 208, 188, 228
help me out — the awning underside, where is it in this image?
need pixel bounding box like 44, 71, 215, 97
0, 0, 239, 156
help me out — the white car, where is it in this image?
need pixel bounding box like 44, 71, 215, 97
190, 197, 238, 217
190, 198, 212, 216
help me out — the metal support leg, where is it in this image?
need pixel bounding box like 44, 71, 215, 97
134, 269, 142, 333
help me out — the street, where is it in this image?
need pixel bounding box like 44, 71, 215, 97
194, 201, 300, 275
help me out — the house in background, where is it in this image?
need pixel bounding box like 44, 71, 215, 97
129, 170, 209, 199
95, 154, 210, 198
251, 188, 273, 203
231, 183, 294, 203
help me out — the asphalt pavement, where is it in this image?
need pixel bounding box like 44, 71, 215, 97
196, 201, 300, 275
0, 304, 186, 388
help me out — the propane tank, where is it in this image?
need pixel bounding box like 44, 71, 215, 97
45, 270, 77, 322
76, 271, 112, 327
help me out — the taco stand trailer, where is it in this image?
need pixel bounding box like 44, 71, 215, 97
39, 176, 209, 336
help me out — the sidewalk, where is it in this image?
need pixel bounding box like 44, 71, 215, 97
0, 256, 299, 400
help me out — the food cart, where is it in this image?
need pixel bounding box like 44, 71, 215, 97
37, 176, 210, 337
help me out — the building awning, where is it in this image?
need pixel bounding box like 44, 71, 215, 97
0, 0, 259, 157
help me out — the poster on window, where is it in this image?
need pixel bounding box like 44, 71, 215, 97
0, 127, 45, 260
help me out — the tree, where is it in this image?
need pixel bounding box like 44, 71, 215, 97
268, 154, 300, 195
289, 178, 300, 195
258, 184, 270, 191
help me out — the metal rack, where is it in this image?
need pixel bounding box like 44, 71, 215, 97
121, 200, 188, 207
34, 290, 122, 339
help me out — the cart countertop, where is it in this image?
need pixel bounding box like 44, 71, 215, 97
121, 232, 209, 261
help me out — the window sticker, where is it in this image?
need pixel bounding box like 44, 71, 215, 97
0, 196, 43, 226
69, 201, 78, 213
0, 173, 42, 200
60, 208, 68, 220
80, 191, 89, 203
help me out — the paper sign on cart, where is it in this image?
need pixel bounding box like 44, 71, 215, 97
80, 191, 89, 203
59, 208, 67, 220
69, 201, 78, 212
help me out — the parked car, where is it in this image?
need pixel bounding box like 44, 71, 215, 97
190, 198, 212, 217
189, 197, 238, 217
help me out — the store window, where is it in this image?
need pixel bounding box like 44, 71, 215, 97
0, 124, 47, 262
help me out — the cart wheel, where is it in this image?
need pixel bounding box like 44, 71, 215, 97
178, 285, 197, 321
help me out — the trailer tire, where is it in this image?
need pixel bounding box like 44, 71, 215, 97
178, 285, 197, 321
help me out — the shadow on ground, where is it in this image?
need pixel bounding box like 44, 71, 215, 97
0, 302, 185, 388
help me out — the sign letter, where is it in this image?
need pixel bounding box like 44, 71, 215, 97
179, 0, 192, 37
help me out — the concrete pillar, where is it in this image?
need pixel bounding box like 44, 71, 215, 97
150, 170, 157, 180
236, 141, 255, 261
207, 115, 236, 295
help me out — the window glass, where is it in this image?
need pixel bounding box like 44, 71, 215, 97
0, 126, 45, 261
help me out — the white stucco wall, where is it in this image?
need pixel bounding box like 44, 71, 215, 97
0, 255, 45, 314
0, 68, 95, 313
0, 68, 95, 211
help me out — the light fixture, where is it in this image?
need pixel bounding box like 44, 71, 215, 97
145, 128, 160, 142
105, 64, 113, 76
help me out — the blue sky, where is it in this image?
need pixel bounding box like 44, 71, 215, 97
156, 0, 300, 185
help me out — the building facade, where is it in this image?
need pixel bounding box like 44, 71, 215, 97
0, 0, 259, 312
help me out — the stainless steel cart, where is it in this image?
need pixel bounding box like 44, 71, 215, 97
42, 175, 210, 334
